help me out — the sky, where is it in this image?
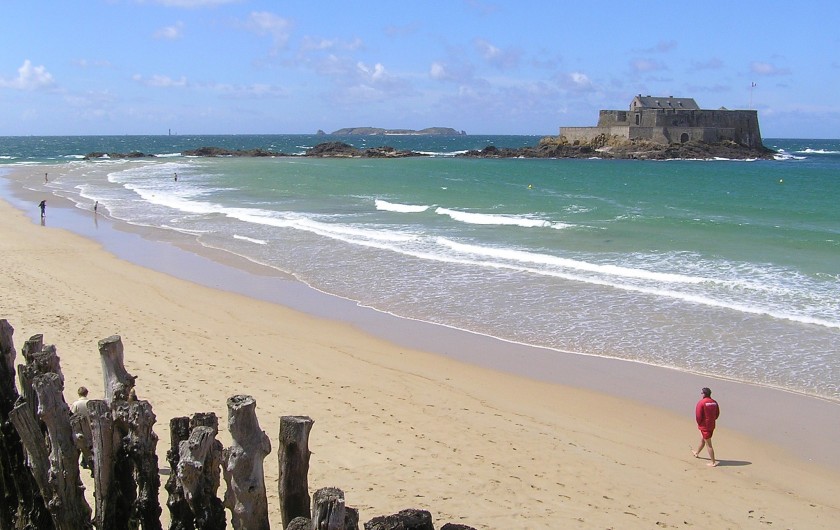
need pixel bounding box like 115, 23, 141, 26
1, 0, 838, 138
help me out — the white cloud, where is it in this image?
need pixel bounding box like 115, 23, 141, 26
554, 71, 595, 94
430, 62, 448, 80
154, 21, 184, 40
0, 60, 55, 90
751, 61, 790, 76
357, 62, 387, 82
246, 11, 291, 52
690, 58, 724, 71
474, 39, 521, 69
300, 36, 363, 52
213, 83, 287, 99
132, 74, 188, 88
638, 40, 677, 53
74, 59, 113, 69
630, 58, 666, 73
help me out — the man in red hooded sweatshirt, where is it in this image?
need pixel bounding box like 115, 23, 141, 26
693, 387, 720, 467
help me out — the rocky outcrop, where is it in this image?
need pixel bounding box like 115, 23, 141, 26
304, 142, 422, 158
182, 147, 287, 157
84, 138, 775, 162
456, 136, 776, 160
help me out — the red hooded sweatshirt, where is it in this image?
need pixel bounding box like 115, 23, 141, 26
695, 397, 720, 438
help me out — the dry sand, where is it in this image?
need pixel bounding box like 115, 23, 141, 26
2, 167, 839, 528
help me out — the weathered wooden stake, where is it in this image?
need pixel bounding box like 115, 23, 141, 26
222, 395, 271, 530
177, 424, 226, 529
0, 320, 53, 529
312, 487, 345, 530
278, 415, 314, 528
165, 416, 193, 530
98, 335, 136, 404
88, 398, 119, 530
119, 399, 163, 529
11, 372, 93, 530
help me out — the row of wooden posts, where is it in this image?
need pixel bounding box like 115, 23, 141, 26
0, 320, 475, 530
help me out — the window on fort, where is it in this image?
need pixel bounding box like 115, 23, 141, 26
680, 133, 689, 143
635, 114, 640, 125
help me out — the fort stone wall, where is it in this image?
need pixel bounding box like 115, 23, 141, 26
560, 105, 762, 149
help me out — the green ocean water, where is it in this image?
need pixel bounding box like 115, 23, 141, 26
2, 135, 838, 400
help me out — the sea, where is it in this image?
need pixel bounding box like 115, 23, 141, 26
1, 135, 838, 403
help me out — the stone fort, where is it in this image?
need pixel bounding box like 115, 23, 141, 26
560, 95, 763, 148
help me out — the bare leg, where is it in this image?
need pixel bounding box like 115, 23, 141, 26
693, 438, 705, 458
705, 438, 718, 466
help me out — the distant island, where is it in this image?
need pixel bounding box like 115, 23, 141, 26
325, 127, 466, 136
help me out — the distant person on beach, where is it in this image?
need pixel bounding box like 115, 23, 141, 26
692, 387, 720, 467
71, 386, 94, 470
38, 200, 46, 218
94, 201, 98, 213
174, 172, 178, 181
71, 386, 89, 416
45, 172, 48, 183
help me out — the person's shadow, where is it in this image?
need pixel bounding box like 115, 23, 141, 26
696, 456, 752, 467
40, 216, 45, 227
715, 459, 751, 467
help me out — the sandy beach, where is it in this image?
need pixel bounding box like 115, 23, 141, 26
2, 166, 839, 528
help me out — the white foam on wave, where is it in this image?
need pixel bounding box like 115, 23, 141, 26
435, 238, 840, 329
437, 238, 704, 284
375, 199, 429, 213
796, 148, 840, 154
233, 234, 267, 245
154, 152, 182, 158
436, 207, 571, 230
414, 150, 470, 157
774, 150, 806, 161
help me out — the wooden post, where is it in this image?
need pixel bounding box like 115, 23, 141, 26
311, 487, 345, 530
98, 335, 136, 404
10, 373, 93, 530
278, 415, 314, 528
33, 373, 93, 528
17, 343, 61, 422
21, 333, 43, 363
177, 425, 226, 529
222, 395, 271, 530
344, 507, 359, 530
165, 416, 193, 530
0, 320, 53, 529
119, 399, 163, 529
88, 399, 119, 530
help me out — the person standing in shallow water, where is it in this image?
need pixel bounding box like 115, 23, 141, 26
693, 387, 720, 466
38, 200, 46, 219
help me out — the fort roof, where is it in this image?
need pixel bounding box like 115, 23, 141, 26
631, 95, 699, 110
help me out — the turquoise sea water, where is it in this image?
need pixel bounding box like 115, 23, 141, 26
2, 135, 839, 401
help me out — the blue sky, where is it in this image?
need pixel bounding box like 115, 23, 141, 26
2, 0, 838, 138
